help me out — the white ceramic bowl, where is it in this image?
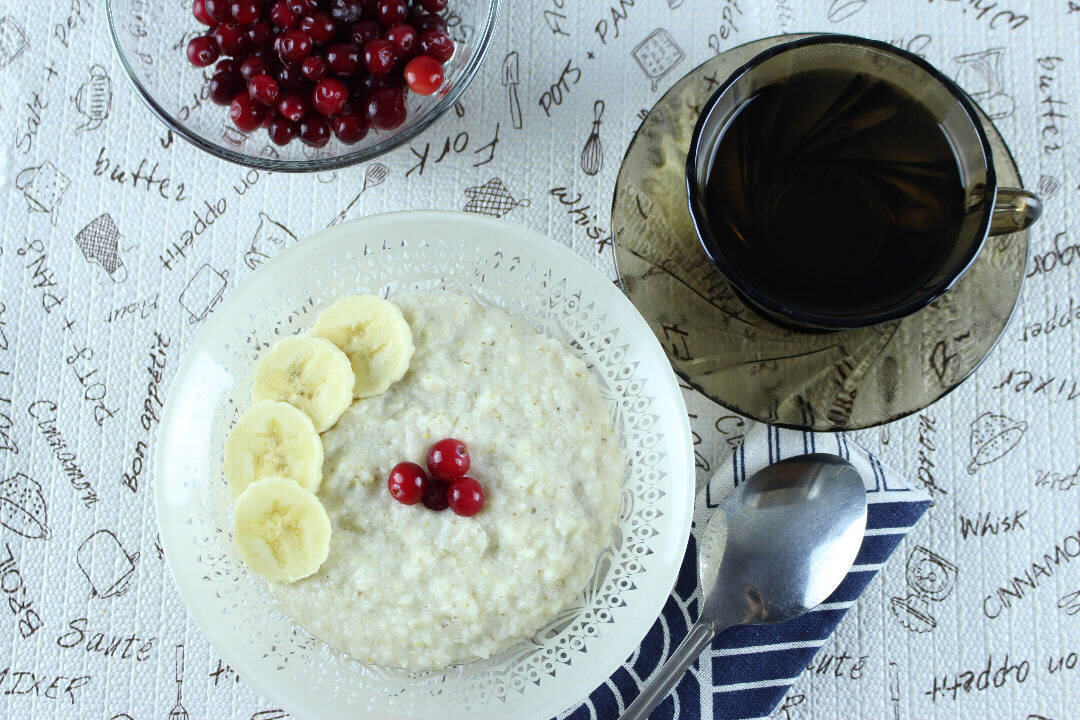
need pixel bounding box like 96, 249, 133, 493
155, 210, 694, 720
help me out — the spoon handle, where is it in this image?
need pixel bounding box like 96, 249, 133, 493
621, 619, 715, 720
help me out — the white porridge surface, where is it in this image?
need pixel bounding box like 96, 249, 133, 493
270, 292, 623, 669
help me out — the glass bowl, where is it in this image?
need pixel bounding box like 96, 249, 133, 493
155, 211, 695, 720
106, 0, 500, 172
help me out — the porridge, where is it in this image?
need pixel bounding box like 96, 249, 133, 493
266, 292, 623, 669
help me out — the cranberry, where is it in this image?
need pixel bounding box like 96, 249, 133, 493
298, 113, 331, 146
230, 0, 261, 24
365, 85, 407, 128
298, 12, 338, 43
246, 20, 275, 48
248, 74, 281, 105
359, 0, 380, 19
348, 19, 380, 45
420, 0, 447, 10
447, 477, 484, 517
269, 1, 298, 29
387, 462, 427, 505
384, 24, 417, 59
212, 22, 248, 56
404, 54, 443, 95
275, 29, 313, 63
209, 71, 245, 105
300, 54, 327, 81
326, 42, 362, 75
287, 0, 317, 13
267, 117, 298, 145
277, 93, 309, 121
312, 77, 350, 115
186, 35, 220, 67
330, 112, 369, 143
377, 0, 408, 25
418, 29, 453, 63
329, 0, 364, 22
276, 62, 307, 91
230, 93, 267, 131
239, 55, 268, 80
193, 0, 216, 26
203, 0, 233, 23
421, 478, 450, 511
363, 39, 397, 76
415, 12, 448, 34
215, 58, 240, 75
427, 438, 470, 481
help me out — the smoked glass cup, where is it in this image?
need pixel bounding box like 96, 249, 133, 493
686, 34, 1042, 331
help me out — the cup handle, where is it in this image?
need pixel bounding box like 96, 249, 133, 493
988, 187, 1042, 236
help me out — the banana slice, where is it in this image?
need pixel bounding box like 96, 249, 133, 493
312, 294, 415, 398
251, 336, 354, 432
233, 477, 332, 583
224, 400, 324, 498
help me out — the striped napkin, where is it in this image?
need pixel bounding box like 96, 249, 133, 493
560, 425, 931, 720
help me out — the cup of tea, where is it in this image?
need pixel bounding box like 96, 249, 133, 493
686, 34, 1042, 331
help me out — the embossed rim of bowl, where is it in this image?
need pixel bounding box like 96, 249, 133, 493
105, 0, 501, 172
154, 210, 695, 720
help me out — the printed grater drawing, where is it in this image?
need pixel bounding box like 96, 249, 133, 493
631, 29, 684, 91
462, 177, 530, 218
75, 213, 133, 283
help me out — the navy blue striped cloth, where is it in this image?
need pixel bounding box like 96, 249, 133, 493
560, 425, 930, 720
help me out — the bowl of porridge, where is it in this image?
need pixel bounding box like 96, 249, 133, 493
155, 210, 694, 719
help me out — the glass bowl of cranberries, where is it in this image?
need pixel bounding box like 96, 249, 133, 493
106, 0, 500, 171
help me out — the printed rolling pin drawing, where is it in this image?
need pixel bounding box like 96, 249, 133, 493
73, 64, 112, 133
968, 411, 1026, 474
77, 529, 140, 598
0, 472, 51, 540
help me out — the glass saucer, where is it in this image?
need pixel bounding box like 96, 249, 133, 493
611, 34, 1029, 431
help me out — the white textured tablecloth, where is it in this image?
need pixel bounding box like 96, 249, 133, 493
0, 1, 1077, 718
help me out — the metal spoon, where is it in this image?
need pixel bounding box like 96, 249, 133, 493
622, 453, 867, 720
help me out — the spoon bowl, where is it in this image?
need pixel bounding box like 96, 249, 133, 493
698, 453, 868, 629
623, 453, 867, 720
